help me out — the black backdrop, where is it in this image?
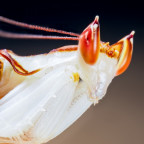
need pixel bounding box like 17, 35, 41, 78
0, 1, 143, 55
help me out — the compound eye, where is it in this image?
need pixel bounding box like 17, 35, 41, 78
110, 31, 135, 76
79, 16, 100, 65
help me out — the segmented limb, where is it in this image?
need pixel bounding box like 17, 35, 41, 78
51, 81, 92, 139
0, 64, 79, 144
0, 49, 40, 76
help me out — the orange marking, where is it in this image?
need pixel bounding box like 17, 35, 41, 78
0, 60, 3, 81
0, 49, 40, 76
50, 45, 78, 53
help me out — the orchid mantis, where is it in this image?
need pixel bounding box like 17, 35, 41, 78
0, 16, 134, 144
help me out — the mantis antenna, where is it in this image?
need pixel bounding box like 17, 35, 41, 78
0, 30, 79, 40
0, 16, 80, 37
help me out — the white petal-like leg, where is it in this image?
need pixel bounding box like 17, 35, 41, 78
50, 81, 92, 140
0, 65, 78, 144
31, 70, 79, 143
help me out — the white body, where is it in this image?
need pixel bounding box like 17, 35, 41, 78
0, 49, 117, 144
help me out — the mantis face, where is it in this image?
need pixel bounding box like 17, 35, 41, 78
79, 16, 134, 76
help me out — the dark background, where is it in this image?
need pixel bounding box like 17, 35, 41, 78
0, 1, 144, 144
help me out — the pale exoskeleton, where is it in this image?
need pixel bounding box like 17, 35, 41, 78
0, 16, 134, 144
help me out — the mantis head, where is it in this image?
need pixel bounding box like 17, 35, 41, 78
78, 16, 135, 76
